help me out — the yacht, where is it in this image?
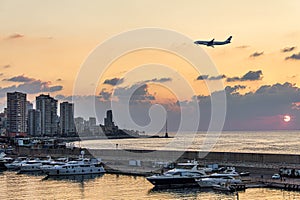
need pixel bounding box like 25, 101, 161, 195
44, 159, 105, 176
4, 157, 28, 170
146, 160, 207, 188
196, 175, 242, 188
19, 157, 53, 173
210, 167, 240, 178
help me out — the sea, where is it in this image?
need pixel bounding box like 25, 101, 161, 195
1, 130, 300, 199
77, 130, 300, 154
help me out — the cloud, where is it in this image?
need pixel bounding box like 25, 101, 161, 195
2, 65, 11, 69
209, 75, 226, 80
197, 75, 226, 81
250, 51, 264, 58
114, 83, 155, 103
56, 78, 62, 82
0, 73, 3, 76
7, 33, 24, 40
3, 75, 35, 82
285, 52, 300, 60
225, 85, 246, 94
99, 89, 112, 101
281, 46, 296, 53
197, 75, 209, 80
226, 70, 263, 82
236, 45, 250, 49
147, 77, 172, 83
0, 80, 63, 98
103, 78, 124, 86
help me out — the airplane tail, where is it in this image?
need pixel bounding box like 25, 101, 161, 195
226, 36, 232, 43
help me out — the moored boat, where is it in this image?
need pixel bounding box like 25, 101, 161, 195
146, 160, 207, 188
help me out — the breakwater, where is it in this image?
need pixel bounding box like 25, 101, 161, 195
14, 147, 300, 168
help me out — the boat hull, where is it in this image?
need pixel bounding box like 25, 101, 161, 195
46, 167, 105, 176
146, 176, 199, 188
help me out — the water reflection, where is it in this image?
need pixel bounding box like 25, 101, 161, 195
43, 173, 104, 183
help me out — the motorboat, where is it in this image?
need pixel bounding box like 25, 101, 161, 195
4, 157, 28, 170
210, 167, 240, 178
212, 182, 236, 193
44, 159, 105, 176
196, 175, 242, 188
19, 156, 53, 173
0, 152, 14, 169
146, 160, 207, 188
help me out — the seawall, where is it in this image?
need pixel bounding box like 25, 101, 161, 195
14, 147, 300, 168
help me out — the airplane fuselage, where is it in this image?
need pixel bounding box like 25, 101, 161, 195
194, 36, 232, 48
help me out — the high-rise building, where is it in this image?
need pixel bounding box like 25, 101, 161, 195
36, 94, 58, 136
60, 102, 75, 136
7, 92, 27, 137
26, 101, 33, 114
27, 109, 41, 136
74, 117, 84, 134
104, 110, 115, 127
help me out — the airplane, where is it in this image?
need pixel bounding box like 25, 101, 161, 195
194, 36, 232, 48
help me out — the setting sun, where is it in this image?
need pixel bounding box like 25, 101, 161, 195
283, 115, 291, 122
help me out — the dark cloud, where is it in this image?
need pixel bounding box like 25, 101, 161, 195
114, 83, 155, 103
250, 51, 264, 58
281, 46, 296, 53
0, 80, 63, 98
241, 70, 263, 81
191, 82, 300, 130
49, 85, 63, 92
0, 73, 3, 76
148, 78, 172, 83
3, 75, 35, 82
209, 75, 226, 80
226, 70, 263, 82
225, 85, 246, 94
197, 75, 209, 80
197, 75, 226, 81
56, 78, 62, 82
285, 52, 300, 60
99, 89, 112, 101
226, 76, 240, 82
7, 33, 24, 39
103, 78, 124, 86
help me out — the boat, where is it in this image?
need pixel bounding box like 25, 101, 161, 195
4, 157, 28, 170
0, 152, 14, 170
212, 183, 236, 192
196, 175, 242, 188
19, 156, 53, 173
44, 159, 105, 176
146, 160, 207, 188
210, 167, 241, 178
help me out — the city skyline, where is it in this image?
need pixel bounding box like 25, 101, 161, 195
0, 1, 300, 130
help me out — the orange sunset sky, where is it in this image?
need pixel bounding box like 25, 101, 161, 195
1, 0, 300, 130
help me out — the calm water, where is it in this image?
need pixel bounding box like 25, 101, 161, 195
0, 171, 300, 200
78, 131, 300, 154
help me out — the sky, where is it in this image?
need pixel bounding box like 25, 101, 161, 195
1, 0, 300, 131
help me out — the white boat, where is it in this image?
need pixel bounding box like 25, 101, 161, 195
210, 167, 241, 178
4, 157, 28, 170
196, 175, 242, 188
146, 160, 207, 188
19, 156, 53, 172
44, 159, 105, 176
212, 182, 236, 192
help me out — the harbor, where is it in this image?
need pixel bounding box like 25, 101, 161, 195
2, 145, 300, 193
